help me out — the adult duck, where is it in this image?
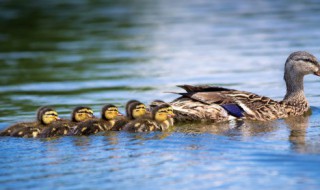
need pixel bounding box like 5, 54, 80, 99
170, 51, 320, 122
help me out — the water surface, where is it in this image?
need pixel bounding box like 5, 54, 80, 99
1, 0, 320, 189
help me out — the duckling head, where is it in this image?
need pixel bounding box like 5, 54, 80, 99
37, 106, 60, 125
102, 104, 120, 121
153, 104, 174, 123
125, 100, 141, 117
150, 100, 175, 118
166, 105, 176, 118
72, 106, 94, 122
128, 102, 147, 119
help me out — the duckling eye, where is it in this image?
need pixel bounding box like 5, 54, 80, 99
46, 113, 58, 117
158, 110, 167, 113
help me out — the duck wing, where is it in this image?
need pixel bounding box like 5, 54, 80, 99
39, 121, 72, 138
172, 85, 286, 121
176, 84, 277, 107
174, 91, 234, 105
112, 116, 129, 131
177, 84, 233, 92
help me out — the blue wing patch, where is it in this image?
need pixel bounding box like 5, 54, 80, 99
221, 104, 244, 118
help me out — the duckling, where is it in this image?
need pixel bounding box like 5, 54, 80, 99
123, 103, 174, 132
111, 100, 147, 131
2, 106, 61, 138
149, 100, 175, 127
39, 106, 95, 138
72, 104, 120, 135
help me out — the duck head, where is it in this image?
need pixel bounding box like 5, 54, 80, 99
37, 106, 60, 125
166, 105, 175, 118
72, 106, 95, 122
101, 104, 120, 121
125, 100, 141, 117
128, 102, 147, 119
285, 51, 320, 78
284, 51, 319, 99
153, 104, 175, 123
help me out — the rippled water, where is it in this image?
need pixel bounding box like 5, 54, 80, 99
1, 0, 320, 189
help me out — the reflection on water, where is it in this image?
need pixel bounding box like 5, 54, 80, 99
1, 0, 320, 189
286, 116, 309, 153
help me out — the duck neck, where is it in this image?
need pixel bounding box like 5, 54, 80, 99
109, 119, 115, 127
283, 72, 307, 103
158, 120, 170, 130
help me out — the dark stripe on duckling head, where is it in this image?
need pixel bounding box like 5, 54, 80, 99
36, 106, 56, 124
72, 106, 93, 122
221, 104, 244, 118
125, 100, 141, 117
101, 104, 117, 120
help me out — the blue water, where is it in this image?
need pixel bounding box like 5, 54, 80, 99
1, 0, 320, 189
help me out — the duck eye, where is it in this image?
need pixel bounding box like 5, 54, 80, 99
305, 59, 316, 65
297, 58, 317, 65
47, 113, 57, 116
158, 109, 167, 113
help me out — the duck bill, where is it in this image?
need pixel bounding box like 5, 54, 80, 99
167, 114, 175, 118
118, 112, 123, 116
